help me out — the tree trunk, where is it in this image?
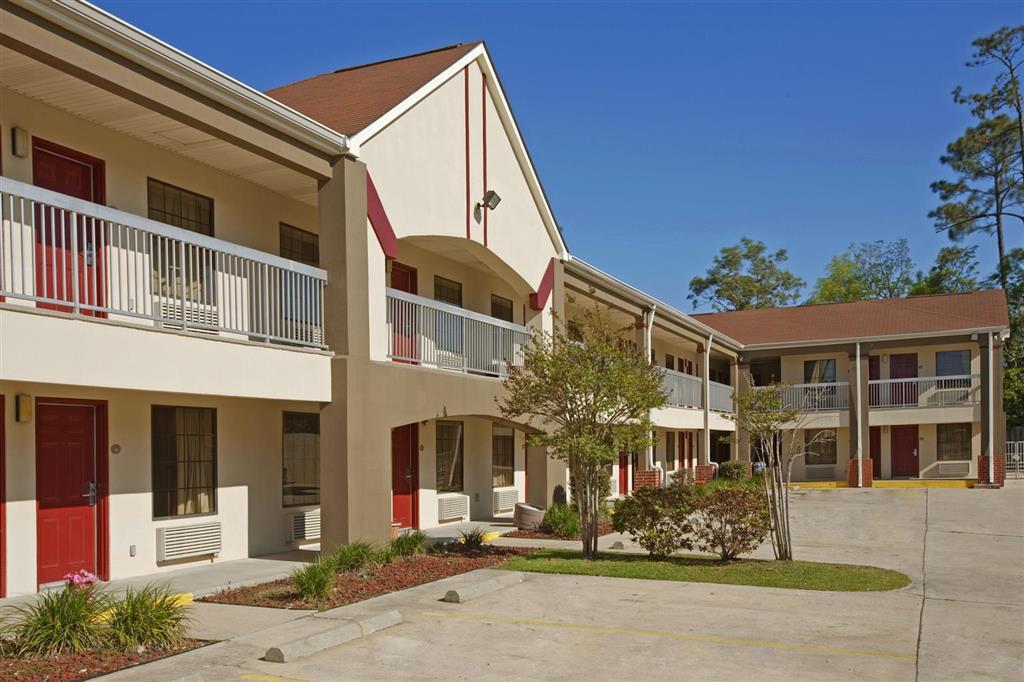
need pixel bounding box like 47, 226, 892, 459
996, 198, 1008, 291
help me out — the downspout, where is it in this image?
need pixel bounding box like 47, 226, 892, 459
856, 342, 863, 488
642, 305, 665, 486
988, 331, 995, 484
703, 334, 714, 469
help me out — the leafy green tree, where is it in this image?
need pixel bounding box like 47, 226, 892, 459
499, 305, 665, 559
808, 239, 914, 303
997, 249, 1024, 428
930, 116, 1022, 290
909, 245, 981, 295
688, 238, 804, 311
953, 26, 1024, 186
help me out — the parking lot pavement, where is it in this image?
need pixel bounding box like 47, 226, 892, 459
114, 484, 1023, 681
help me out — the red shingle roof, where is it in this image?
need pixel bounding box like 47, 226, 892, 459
692, 290, 1010, 346
267, 42, 482, 137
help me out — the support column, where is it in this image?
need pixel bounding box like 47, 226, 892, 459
847, 345, 872, 487
319, 155, 394, 550
700, 338, 712, 466
979, 335, 1006, 486
736, 359, 751, 463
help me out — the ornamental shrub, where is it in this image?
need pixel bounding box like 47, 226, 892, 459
541, 503, 580, 538
717, 460, 749, 481
106, 584, 191, 651
612, 482, 696, 558
690, 487, 770, 561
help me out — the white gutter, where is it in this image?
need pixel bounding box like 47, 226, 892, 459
988, 331, 995, 484
19, 0, 349, 156
855, 342, 863, 488
703, 334, 714, 467
643, 305, 665, 486
740, 326, 1010, 351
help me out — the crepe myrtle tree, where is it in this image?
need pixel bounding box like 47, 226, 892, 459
499, 304, 666, 559
729, 378, 835, 561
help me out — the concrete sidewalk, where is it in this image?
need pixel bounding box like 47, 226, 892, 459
0, 548, 317, 609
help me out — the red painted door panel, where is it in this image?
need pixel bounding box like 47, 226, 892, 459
618, 453, 629, 495
868, 356, 881, 407
889, 353, 918, 406
391, 424, 417, 529
32, 140, 105, 316
870, 426, 882, 479
891, 425, 919, 478
389, 263, 419, 364
36, 403, 96, 586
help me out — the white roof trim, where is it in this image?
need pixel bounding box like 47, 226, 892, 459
565, 256, 744, 351
14, 0, 349, 156
349, 43, 567, 259
739, 326, 1010, 352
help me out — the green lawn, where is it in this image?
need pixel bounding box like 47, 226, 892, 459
502, 549, 911, 592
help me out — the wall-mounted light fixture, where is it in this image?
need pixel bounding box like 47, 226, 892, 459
11, 127, 29, 158
15, 394, 32, 422
478, 189, 501, 211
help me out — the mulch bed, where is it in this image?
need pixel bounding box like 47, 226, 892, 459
0, 640, 206, 682
199, 546, 535, 610
504, 521, 615, 541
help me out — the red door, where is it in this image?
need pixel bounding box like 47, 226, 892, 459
890, 354, 918, 406
891, 425, 919, 478
618, 453, 629, 495
32, 138, 106, 316
868, 356, 880, 407
869, 426, 882, 479
389, 262, 419, 364
36, 402, 97, 586
391, 424, 418, 529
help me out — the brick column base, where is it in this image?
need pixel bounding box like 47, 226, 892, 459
695, 464, 717, 485
744, 461, 753, 477
977, 454, 1006, 487
846, 459, 873, 487
632, 469, 661, 490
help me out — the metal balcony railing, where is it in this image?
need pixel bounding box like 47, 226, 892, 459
0, 176, 327, 348
386, 288, 530, 377
868, 375, 981, 409
752, 382, 850, 412
660, 367, 702, 408
710, 380, 734, 413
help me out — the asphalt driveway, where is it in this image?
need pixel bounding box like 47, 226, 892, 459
110, 483, 1024, 681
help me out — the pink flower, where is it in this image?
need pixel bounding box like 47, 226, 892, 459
63, 569, 99, 590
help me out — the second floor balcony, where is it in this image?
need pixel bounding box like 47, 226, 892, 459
385, 288, 530, 377
659, 367, 734, 414
868, 375, 981, 409
753, 382, 851, 412
0, 177, 327, 350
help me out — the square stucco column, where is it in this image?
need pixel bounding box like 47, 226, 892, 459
735, 360, 751, 462
847, 348, 871, 486
318, 156, 393, 549
979, 336, 1006, 483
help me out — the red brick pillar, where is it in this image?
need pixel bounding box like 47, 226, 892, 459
695, 464, 717, 485
846, 458, 873, 487
744, 461, 753, 477
633, 469, 662, 490
977, 454, 1006, 487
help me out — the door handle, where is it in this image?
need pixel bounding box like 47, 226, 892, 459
83, 481, 97, 506
913, 449, 918, 458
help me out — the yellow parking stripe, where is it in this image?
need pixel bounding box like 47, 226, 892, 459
240, 674, 312, 682
420, 610, 915, 661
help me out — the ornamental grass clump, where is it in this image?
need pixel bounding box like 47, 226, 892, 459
106, 585, 191, 651
540, 503, 580, 538
329, 541, 375, 572
290, 557, 336, 603
459, 527, 488, 550
391, 530, 429, 557
13, 579, 109, 657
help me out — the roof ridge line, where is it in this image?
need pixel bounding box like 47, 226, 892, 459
332, 42, 480, 75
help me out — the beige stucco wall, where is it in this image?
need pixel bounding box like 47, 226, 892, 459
1, 88, 318, 255
1, 381, 319, 596
0, 309, 331, 401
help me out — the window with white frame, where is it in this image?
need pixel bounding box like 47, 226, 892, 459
937, 423, 972, 461
282, 412, 320, 507
804, 429, 837, 465
492, 425, 515, 487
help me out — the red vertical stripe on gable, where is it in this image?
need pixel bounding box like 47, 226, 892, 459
529, 257, 556, 311
366, 172, 398, 259
482, 72, 488, 247
464, 67, 471, 240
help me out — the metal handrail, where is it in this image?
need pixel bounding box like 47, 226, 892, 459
867, 374, 980, 408
751, 382, 850, 412
0, 176, 328, 348
385, 288, 530, 376
659, 367, 702, 408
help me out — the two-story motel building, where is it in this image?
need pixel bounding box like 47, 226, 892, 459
0, 0, 1010, 596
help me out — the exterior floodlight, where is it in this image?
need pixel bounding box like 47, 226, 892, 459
481, 190, 501, 210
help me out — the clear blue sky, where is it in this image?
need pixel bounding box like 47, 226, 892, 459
99, 0, 1022, 312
